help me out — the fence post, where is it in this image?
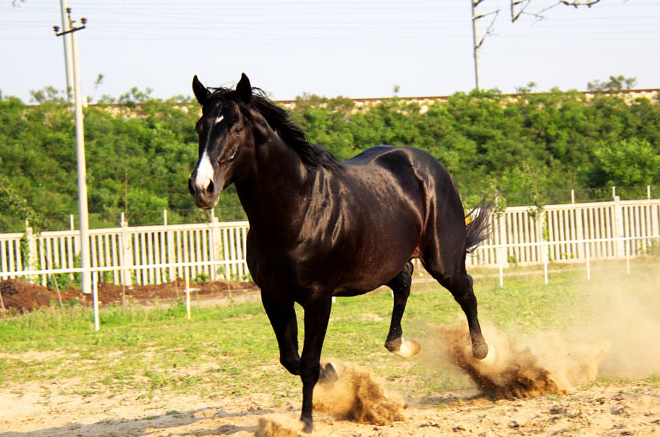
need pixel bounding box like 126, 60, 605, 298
497, 212, 509, 268
184, 269, 192, 320
120, 215, 134, 286
625, 237, 630, 275
586, 243, 591, 280
575, 207, 584, 259
25, 223, 38, 283
498, 246, 504, 288
543, 241, 548, 285
167, 224, 176, 283
652, 203, 660, 241
613, 196, 625, 258
92, 272, 100, 331
210, 213, 222, 281
536, 209, 546, 264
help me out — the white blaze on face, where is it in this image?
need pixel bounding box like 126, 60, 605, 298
194, 150, 214, 191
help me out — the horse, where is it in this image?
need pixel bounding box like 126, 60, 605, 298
188, 73, 492, 432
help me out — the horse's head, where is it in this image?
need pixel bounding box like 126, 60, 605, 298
188, 73, 254, 209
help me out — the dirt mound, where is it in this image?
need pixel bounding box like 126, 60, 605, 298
313, 361, 406, 425
256, 416, 305, 437
0, 278, 259, 313
0, 279, 78, 312
434, 323, 608, 400
94, 279, 258, 305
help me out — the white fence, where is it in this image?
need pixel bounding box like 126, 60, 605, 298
467, 197, 660, 267
1, 219, 250, 286
2, 197, 659, 285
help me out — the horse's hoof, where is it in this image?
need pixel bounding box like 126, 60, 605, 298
319, 362, 338, 385
472, 338, 489, 360
392, 338, 421, 358
301, 416, 313, 433
479, 343, 498, 365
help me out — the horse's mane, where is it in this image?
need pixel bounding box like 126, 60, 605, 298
207, 87, 343, 171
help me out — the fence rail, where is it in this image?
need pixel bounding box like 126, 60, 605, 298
467, 197, 660, 268
2, 197, 659, 285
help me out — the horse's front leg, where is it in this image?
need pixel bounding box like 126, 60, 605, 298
384, 262, 420, 358
299, 290, 333, 433
261, 291, 301, 375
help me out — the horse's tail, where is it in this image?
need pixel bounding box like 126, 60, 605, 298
465, 197, 494, 253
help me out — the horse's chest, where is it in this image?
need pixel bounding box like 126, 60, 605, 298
245, 231, 352, 290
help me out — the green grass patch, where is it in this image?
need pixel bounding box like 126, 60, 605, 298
1, 260, 658, 400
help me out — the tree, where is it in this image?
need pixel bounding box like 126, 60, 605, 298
30, 86, 67, 104
587, 75, 638, 92
590, 138, 660, 187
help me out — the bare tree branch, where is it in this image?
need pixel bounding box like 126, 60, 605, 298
511, 0, 531, 22
559, 0, 601, 8
475, 9, 500, 49
511, 0, 602, 22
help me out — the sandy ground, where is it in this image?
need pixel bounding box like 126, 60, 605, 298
2, 270, 659, 436
1, 373, 658, 437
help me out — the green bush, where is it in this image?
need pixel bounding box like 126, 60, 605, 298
1, 87, 659, 232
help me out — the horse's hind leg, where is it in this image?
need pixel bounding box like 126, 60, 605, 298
384, 261, 420, 358
432, 268, 488, 359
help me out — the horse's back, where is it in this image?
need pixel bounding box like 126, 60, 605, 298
346, 145, 454, 182
346, 145, 468, 264
345, 145, 462, 211
337, 145, 466, 281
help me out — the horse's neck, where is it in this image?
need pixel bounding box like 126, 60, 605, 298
235, 137, 315, 232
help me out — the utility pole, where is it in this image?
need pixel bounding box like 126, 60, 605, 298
470, 0, 499, 92
58, 0, 74, 103
471, 0, 482, 91
54, 10, 91, 295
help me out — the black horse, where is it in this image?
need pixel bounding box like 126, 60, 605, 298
189, 74, 492, 432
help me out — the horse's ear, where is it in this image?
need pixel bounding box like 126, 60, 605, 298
236, 73, 252, 104
192, 75, 210, 105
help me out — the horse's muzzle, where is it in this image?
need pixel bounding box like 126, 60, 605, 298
188, 174, 219, 209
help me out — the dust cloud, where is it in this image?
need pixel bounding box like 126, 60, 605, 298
312, 361, 406, 425
430, 265, 660, 399
576, 270, 660, 378
256, 362, 405, 437
433, 323, 607, 399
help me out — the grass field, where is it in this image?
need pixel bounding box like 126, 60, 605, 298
2, 259, 658, 408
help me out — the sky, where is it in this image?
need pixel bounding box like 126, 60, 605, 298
1, 0, 658, 103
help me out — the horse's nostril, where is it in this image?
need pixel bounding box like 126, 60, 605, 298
207, 180, 214, 194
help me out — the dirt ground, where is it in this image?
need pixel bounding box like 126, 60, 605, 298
1, 277, 659, 436
0, 278, 259, 313
0, 375, 658, 437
